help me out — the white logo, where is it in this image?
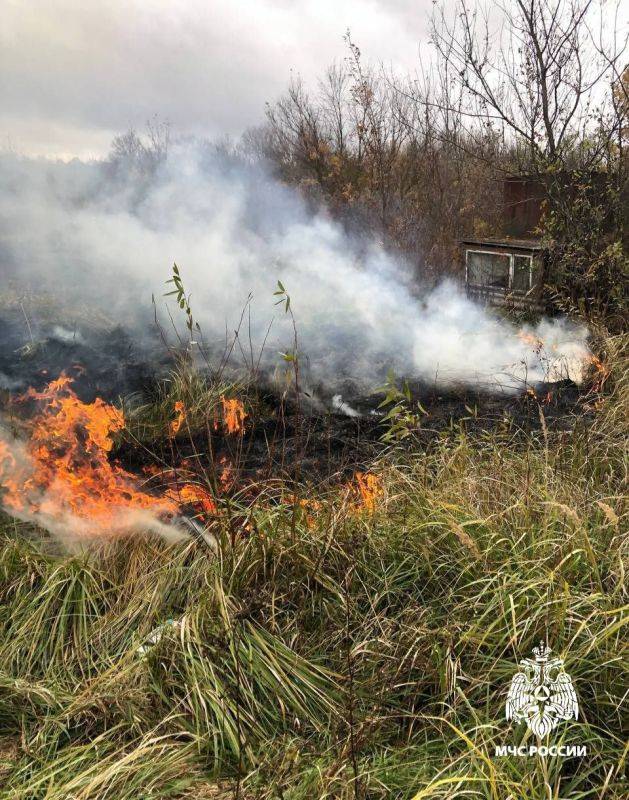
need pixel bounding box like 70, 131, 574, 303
505, 642, 578, 738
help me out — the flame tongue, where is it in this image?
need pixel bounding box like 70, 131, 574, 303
221, 396, 247, 434
0, 375, 181, 536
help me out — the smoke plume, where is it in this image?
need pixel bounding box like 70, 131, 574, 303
0, 143, 589, 394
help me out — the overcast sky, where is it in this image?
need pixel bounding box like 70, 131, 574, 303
1, 0, 438, 159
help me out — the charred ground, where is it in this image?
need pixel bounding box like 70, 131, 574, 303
0, 305, 593, 487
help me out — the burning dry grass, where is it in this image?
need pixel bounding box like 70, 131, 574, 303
352, 471, 383, 513
0, 374, 229, 544
219, 396, 247, 435
122, 364, 252, 445
0, 338, 625, 798
0, 375, 176, 524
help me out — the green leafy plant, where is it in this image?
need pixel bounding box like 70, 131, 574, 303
377, 370, 429, 442
164, 263, 199, 335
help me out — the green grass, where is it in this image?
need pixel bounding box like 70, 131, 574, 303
0, 339, 626, 798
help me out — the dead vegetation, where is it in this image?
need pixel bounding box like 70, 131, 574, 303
0, 331, 625, 798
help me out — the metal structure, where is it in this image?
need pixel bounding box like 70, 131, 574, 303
463, 236, 545, 310
462, 177, 546, 310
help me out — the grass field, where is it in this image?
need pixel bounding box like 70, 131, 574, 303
0, 336, 626, 799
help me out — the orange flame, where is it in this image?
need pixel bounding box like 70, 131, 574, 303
517, 330, 560, 354
353, 471, 382, 513
518, 331, 544, 351
526, 387, 552, 405
169, 400, 186, 436
588, 354, 610, 393
218, 455, 234, 491
0, 376, 215, 536
221, 396, 247, 434
167, 484, 216, 515
285, 494, 322, 528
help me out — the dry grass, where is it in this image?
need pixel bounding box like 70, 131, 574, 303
0, 338, 626, 799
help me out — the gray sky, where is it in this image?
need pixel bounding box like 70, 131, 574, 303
0, 0, 435, 159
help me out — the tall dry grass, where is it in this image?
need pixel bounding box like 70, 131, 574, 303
0, 338, 626, 799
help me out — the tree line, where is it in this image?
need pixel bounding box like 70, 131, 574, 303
110, 0, 628, 329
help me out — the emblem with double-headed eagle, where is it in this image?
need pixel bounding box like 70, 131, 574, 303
506, 642, 578, 738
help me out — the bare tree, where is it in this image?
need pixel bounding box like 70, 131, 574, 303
253, 4, 626, 303
108, 117, 170, 175
430, 0, 627, 171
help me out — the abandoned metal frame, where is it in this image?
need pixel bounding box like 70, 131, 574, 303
465, 248, 534, 293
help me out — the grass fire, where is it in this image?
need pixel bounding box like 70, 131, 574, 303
0, 374, 222, 543
0, 1, 627, 798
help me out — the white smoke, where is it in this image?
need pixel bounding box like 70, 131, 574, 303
51, 325, 84, 344
0, 143, 590, 393
332, 394, 362, 417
